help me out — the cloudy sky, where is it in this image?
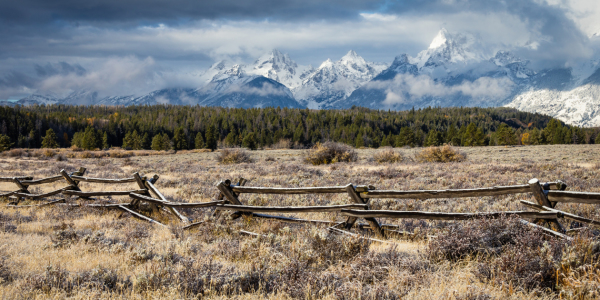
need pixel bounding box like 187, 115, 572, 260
0, 0, 599, 100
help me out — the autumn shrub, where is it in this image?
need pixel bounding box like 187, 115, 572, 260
304, 142, 357, 165
42, 149, 56, 158
217, 148, 253, 164
5, 148, 25, 157
79, 151, 94, 159
415, 144, 466, 163
373, 147, 403, 163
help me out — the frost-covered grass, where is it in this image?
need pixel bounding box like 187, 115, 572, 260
1, 144, 600, 299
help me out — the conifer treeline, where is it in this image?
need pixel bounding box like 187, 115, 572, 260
0, 104, 597, 151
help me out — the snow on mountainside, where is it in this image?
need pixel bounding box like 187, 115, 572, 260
105, 63, 302, 108
18, 94, 60, 106
293, 50, 387, 109
250, 49, 314, 89
342, 28, 600, 127
11, 31, 600, 126
411, 28, 487, 73
506, 64, 600, 127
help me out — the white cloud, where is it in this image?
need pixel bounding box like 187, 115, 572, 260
34, 56, 206, 98
372, 73, 515, 105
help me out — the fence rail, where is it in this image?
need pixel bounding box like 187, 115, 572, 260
1, 168, 598, 240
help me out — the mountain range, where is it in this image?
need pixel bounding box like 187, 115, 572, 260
6, 28, 600, 127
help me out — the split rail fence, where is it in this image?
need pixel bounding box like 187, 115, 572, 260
2, 167, 600, 240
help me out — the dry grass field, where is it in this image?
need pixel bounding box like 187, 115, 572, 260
1, 145, 600, 299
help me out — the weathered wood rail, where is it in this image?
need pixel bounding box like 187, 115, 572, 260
1, 169, 598, 240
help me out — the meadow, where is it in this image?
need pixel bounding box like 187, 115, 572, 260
1, 144, 599, 299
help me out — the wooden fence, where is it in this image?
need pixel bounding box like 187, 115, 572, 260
2, 167, 600, 241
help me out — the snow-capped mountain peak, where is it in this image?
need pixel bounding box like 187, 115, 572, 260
318, 58, 334, 69
413, 28, 485, 70
293, 50, 387, 109
491, 51, 523, 67
340, 50, 363, 63
198, 60, 232, 83
248, 49, 311, 89
428, 28, 449, 49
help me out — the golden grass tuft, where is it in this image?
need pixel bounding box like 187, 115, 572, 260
217, 148, 253, 164
304, 142, 357, 165
415, 144, 466, 163
373, 148, 403, 163
42, 149, 56, 158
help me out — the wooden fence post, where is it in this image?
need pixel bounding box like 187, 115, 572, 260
9, 177, 29, 204
344, 184, 384, 237
60, 169, 83, 198
132, 172, 158, 213
145, 174, 190, 223
216, 180, 247, 220
529, 178, 565, 233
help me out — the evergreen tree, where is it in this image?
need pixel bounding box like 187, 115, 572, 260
28, 129, 37, 148
0, 134, 13, 151
242, 132, 257, 150
380, 133, 391, 147
496, 123, 517, 145
446, 124, 461, 146
563, 127, 572, 144
151, 134, 164, 150
457, 125, 467, 146
205, 124, 217, 151
575, 127, 587, 144
529, 128, 542, 145
122, 131, 133, 149
63, 132, 71, 147
355, 135, 365, 148
173, 127, 187, 150
425, 130, 443, 146
142, 133, 150, 149
123, 130, 143, 149
489, 132, 498, 146
102, 132, 109, 149
462, 123, 482, 146
395, 127, 415, 147
72, 132, 83, 148
544, 119, 563, 144
224, 130, 237, 147
41, 128, 59, 148
161, 133, 171, 150
195, 132, 205, 149
132, 131, 143, 150
293, 123, 304, 143
475, 128, 486, 146
81, 126, 100, 150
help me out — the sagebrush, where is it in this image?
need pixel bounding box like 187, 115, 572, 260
415, 144, 466, 163
304, 142, 357, 165
373, 148, 403, 163
217, 148, 253, 164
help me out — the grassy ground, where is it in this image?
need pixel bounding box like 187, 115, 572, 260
1, 145, 600, 299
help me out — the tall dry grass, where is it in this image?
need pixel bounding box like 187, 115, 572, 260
1, 145, 600, 299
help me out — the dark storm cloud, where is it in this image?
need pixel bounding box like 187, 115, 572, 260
0, 71, 36, 89
0, 0, 384, 24
0, 0, 597, 100
35, 62, 86, 77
